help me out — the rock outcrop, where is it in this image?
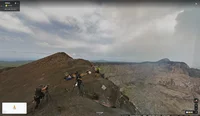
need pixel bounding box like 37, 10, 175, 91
95, 59, 200, 114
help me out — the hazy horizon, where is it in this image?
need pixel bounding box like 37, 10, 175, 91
0, 2, 200, 67
0, 53, 195, 65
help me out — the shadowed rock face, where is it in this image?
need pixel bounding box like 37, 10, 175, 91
0, 52, 138, 116
189, 68, 200, 78
95, 59, 200, 114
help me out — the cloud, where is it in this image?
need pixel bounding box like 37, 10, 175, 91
174, 7, 200, 67
96, 6, 184, 55
0, 3, 199, 67
20, 6, 50, 23
33, 29, 90, 49
0, 12, 33, 34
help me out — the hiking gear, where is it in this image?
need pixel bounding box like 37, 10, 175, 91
64, 75, 73, 81
75, 72, 82, 81
75, 82, 78, 87
65, 72, 69, 76
72, 73, 76, 78
76, 73, 81, 77
66, 77, 73, 81
95, 67, 101, 70
95, 67, 101, 73
87, 70, 92, 74
35, 88, 44, 98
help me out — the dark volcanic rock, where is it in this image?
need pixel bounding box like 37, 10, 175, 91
157, 58, 170, 63
0, 52, 137, 116
188, 68, 200, 78
95, 59, 200, 114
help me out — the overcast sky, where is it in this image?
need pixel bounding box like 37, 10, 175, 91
0, 2, 199, 67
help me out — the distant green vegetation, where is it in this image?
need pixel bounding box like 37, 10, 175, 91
0, 61, 33, 69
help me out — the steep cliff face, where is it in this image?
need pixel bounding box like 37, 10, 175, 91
83, 77, 139, 114
95, 59, 200, 114
0, 52, 138, 116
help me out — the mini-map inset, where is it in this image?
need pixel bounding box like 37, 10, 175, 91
185, 98, 199, 114
0, 1, 20, 11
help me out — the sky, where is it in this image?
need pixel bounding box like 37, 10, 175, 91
0, 2, 200, 67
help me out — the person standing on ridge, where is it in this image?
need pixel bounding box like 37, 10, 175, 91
75, 71, 84, 96
95, 67, 101, 74
95, 66, 105, 78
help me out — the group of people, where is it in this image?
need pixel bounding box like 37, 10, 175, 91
64, 71, 85, 89
33, 65, 102, 109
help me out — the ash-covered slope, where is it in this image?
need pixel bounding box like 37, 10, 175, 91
97, 58, 200, 114
0, 52, 138, 116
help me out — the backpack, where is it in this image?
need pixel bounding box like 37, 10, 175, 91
35, 88, 42, 97
76, 74, 81, 80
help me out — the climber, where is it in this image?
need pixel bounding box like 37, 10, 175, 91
94, 66, 105, 78
33, 85, 48, 109
95, 66, 101, 74
75, 71, 84, 96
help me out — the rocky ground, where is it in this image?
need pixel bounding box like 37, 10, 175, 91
96, 58, 200, 115
2, 53, 200, 115
0, 52, 139, 116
